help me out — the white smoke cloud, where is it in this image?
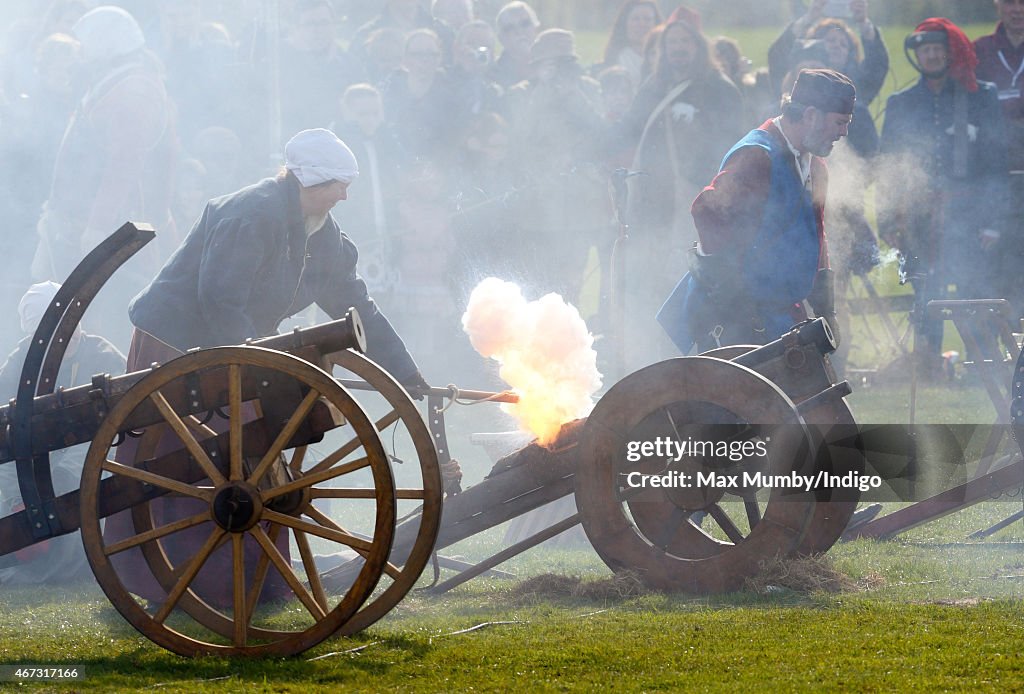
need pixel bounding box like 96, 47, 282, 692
462, 278, 602, 445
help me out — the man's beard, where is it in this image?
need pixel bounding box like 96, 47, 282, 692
802, 133, 836, 158
920, 65, 949, 81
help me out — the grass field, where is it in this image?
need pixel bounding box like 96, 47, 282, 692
3, 495, 1024, 692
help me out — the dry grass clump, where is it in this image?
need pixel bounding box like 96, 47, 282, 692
745, 554, 883, 594
574, 571, 647, 600
510, 571, 648, 602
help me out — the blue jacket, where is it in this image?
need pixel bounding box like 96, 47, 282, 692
129, 175, 419, 380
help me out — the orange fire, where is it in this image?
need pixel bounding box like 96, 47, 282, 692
462, 278, 602, 446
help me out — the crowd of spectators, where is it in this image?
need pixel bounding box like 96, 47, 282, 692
0, 0, 1019, 384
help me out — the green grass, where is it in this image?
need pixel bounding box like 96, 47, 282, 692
4, 518, 1024, 692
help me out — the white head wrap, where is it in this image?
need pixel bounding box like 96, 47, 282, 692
284, 129, 359, 187
72, 6, 146, 64
18, 281, 62, 334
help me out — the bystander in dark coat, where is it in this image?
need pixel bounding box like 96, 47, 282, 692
878, 19, 1009, 371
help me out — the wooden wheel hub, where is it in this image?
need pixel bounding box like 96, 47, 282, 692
212, 482, 263, 532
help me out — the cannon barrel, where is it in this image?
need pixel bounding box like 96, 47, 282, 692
0, 311, 365, 463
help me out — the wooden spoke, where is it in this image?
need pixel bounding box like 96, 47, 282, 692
654, 506, 690, 551
662, 406, 684, 444
250, 524, 326, 620
293, 529, 329, 612
299, 407, 402, 479
708, 504, 745, 544
102, 459, 213, 501
248, 388, 321, 486
744, 499, 762, 530
261, 509, 374, 553
263, 457, 370, 501
244, 523, 282, 622
229, 363, 244, 481
232, 533, 247, 647
374, 409, 401, 433
302, 407, 400, 477
304, 505, 402, 579
184, 415, 218, 440
306, 434, 365, 476
104, 512, 210, 556
310, 487, 425, 500
149, 390, 227, 486
289, 445, 307, 473
153, 527, 226, 624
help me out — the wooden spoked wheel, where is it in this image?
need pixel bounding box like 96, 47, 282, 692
323, 349, 442, 636
699, 345, 863, 555
79, 346, 396, 657
576, 357, 819, 593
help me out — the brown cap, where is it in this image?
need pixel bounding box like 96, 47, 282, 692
790, 68, 856, 114
531, 28, 576, 64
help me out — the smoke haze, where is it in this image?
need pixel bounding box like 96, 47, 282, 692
462, 277, 602, 444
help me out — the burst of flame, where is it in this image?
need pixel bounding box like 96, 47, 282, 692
462, 278, 602, 445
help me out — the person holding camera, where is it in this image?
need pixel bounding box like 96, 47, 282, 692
448, 20, 505, 130
768, 0, 889, 107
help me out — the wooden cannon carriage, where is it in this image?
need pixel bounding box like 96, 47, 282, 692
0, 224, 445, 657
0, 223, 867, 657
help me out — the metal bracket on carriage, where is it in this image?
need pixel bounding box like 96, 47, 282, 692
10, 223, 157, 540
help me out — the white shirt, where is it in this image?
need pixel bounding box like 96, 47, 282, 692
773, 116, 812, 189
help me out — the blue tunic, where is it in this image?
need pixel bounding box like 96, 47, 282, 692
657, 126, 821, 351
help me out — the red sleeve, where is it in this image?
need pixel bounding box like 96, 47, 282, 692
690, 145, 771, 255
